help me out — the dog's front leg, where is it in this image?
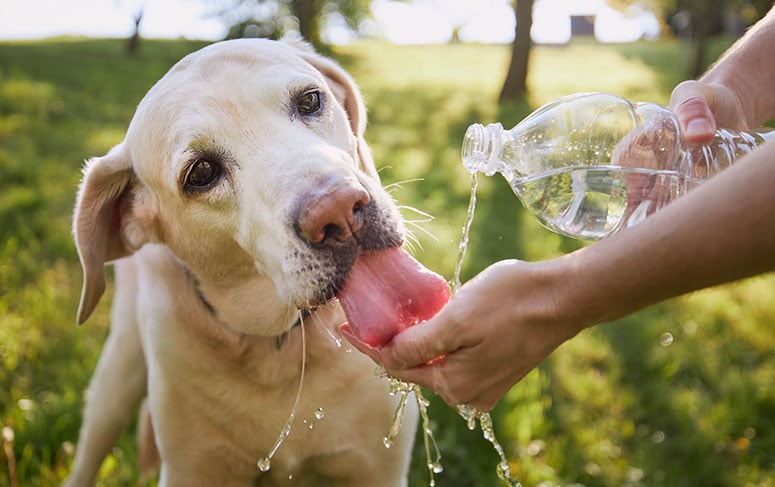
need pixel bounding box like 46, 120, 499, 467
65, 258, 148, 486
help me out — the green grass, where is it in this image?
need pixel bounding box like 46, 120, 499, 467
1, 37, 773, 486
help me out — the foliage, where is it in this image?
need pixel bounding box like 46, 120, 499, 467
0, 37, 773, 487
608, 0, 771, 77
208, 0, 370, 47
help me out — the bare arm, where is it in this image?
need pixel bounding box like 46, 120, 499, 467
348, 9, 775, 411
671, 6, 775, 141
369, 140, 775, 410
562, 138, 775, 326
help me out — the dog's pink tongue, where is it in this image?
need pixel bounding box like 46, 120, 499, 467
337, 248, 450, 348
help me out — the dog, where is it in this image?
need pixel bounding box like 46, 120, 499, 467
65, 39, 422, 486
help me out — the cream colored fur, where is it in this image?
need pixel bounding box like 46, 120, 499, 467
65, 39, 417, 486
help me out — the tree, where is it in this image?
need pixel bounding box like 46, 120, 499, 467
126, 9, 144, 56
210, 0, 370, 49
612, 0, 771, 78
499, 0, 535, 101
671, 0, 771, 78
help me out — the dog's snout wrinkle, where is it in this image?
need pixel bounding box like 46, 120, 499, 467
296, 179, 371, 245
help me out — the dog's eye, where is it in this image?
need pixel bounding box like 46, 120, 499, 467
184, 159, 221, 191
296, 90, 321, 116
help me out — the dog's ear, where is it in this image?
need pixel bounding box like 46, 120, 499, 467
73, 145, 155, 323
290, 41, 378, 180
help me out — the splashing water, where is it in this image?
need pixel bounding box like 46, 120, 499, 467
256, 314, 308, 473
457, 405, 520, 487
452, 174, 521, 487
375, 173, 520, 487
376, 367, 444, 487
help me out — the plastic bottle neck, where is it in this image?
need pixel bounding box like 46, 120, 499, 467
462, 123, 505, 176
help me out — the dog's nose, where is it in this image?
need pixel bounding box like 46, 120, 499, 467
295, 178, 371, 245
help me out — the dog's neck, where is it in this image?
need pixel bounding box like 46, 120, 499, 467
186, 267, 300, 337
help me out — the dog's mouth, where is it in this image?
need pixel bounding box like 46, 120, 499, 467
335, 247, 450, 348
289, 176, 449, 346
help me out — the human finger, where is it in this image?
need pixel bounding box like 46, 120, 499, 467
670, 82, 717, 143
340, 322, 384, 364
379, 314, 461, 370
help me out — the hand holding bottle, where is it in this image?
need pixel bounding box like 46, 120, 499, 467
351, 7, 775, 412
463, 92, 772, 240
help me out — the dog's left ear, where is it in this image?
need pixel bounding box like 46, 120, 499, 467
291, 42, 378, 180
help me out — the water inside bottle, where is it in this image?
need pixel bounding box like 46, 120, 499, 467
511, 165, 681, 240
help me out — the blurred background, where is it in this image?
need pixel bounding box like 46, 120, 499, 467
1, 0, 773, 485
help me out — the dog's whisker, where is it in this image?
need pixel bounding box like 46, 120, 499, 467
401, 228, 422, 254
405, 219, 439, 243
398, 204, 434, 221
382, 178, 424, 192
403, 239, 421, 255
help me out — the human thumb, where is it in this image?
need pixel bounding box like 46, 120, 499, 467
380, 319, 450, 371
669, 81, 717, 143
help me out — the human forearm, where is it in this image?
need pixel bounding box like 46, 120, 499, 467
560, 139, 775, 327
698, 6, 775, 128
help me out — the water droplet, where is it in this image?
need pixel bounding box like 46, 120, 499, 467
257, 457, 271, 472
431, 461, 444, 474
652, 430, 666, 443
314, 407, 325, 420
497, 460, 511, 478
383, 436, 393, 449
660, 332, 674, 346
280, 424, 291, 439
373, 366, 388, 379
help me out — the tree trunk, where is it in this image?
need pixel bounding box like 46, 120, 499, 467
689, 10, 711, 78
499, 0, 534, 101
127, 10, 144, 57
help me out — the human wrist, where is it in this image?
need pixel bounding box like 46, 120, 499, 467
700, 72, 763, 130
529, 256, 599, 338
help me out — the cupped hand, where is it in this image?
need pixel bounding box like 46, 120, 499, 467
344, 259, 584, 411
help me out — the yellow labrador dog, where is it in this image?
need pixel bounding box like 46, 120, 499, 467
65, 39, 450, 486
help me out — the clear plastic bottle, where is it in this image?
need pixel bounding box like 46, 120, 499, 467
462, 92, 775, 240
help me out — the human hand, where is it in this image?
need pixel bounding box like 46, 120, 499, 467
612, 80, 747, 225
669, 80, 748, 143
343, 259, 584, 411
612, 108, 682, 225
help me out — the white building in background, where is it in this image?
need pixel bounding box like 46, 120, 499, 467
370, 0, 660, 46
532, 0, 660, 44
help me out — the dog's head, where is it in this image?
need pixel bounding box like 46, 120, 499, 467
73, 39, 404, 331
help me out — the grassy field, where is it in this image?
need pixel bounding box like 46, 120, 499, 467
0, 37, 773, 486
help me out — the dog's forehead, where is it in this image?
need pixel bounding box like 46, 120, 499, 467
176, 39, 315, 76
145, 40, 322, 106
125, 39, 329, 164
